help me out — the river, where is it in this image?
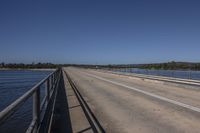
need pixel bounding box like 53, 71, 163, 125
0, 70, 52, 133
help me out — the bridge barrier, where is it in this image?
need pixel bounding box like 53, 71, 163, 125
0, 68, 61, 133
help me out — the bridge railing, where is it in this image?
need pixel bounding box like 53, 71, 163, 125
97, 68, 200, 86
0, 68, 61, 133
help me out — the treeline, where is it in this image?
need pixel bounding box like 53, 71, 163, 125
0, 62, 103, 69
0, 62, 58, 69
138, 61, 200, 70
1, 61, 200, 70
100, 61, 200, 70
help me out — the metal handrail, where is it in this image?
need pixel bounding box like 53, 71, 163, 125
0, 68, 61, 133
97, 69, 200, 86
112, 69, 200, 83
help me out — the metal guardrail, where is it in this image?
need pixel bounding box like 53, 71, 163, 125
102, 68, 200, 80
95, 69, 200, 87
0, 68, 61, 133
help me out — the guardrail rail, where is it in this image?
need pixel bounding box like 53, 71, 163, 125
96, 68, 200, 87
0, 68, 62, 133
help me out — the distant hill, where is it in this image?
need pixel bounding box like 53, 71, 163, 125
0, 62, 58, 69
1, 61, 200, 70
97, 61, 200, 70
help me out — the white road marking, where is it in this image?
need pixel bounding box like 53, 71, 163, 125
81, 71, 200, 113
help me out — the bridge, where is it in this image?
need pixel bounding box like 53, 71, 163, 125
1, 67, 200, 133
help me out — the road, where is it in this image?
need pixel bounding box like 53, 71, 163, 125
64, 67, 200, 133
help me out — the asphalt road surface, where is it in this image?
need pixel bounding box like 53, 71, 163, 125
64, 67, 200, 133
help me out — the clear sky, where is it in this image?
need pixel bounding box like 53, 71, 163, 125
0, 0, 200, 64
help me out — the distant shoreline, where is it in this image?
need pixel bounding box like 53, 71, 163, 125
0, 68, 56, 71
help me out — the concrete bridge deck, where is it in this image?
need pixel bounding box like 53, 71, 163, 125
63, 67, 200, 133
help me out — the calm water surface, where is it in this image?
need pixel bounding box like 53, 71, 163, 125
0, 70, 52, 133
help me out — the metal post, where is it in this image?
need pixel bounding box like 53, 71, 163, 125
54, 73, 56, 84
49, 76, 52, 91
53, 73, 56, 86
45, 79, 50, 108
51, 74, 54, 89
33, 88, 40, 133
51, 75, 53, 90
55, 72, 58, 83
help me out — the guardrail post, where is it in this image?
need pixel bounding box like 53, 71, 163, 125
51, 74, 54, 89
45, 79, 50, 108
33, 87, 40, 133
54, 73, 56, 83
49, 76, 51, 91
53, 74, 55, 87
50, 75, 53, 90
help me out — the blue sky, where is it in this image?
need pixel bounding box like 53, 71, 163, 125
0, 0, 200, 64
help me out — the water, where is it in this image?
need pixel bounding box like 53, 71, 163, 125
113, 68, 200, 80
0, 70, 52, 133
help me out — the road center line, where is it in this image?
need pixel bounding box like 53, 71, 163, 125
81, 70, 200, 113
